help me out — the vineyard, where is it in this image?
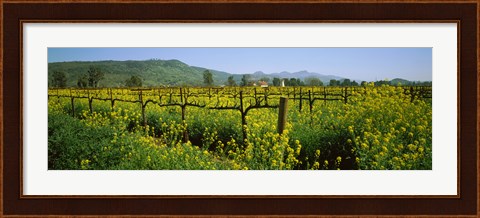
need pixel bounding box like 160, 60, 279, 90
48, 85, 432, 170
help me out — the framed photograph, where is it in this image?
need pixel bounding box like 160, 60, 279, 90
2, 0, 478, 217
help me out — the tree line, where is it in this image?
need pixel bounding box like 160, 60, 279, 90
51, 67, 431, 88
218, 72, 432, 87
51, 66, 143, 88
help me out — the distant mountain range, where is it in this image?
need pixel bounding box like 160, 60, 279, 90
250, 70, 345, 83
48, 59, 428, 87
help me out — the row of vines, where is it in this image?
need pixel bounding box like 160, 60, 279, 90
48, 85, 432, 170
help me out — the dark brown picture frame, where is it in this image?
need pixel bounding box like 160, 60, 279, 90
1, 0, 478, 216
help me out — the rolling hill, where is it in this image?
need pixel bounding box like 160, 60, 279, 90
48, 59, 427, 87
48, 59, 232, 87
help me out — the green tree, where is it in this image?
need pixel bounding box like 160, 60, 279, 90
51, 71, 67, 88
422, 81, 432, 86
374, 80, 391, 86
125, 75, 143, 87
227, 75, 236, 86
305, 77, 323, 86
259, 77, 270, 83
361, 81, 368, 87
87, 66, 104, 87
203, 70, 213, 86
241, 74, 251, 86
329, 79, 339, 86
272, 77, 281, 86
341, 79, 351, 86
289, 78, 297, 86
77, 74, 88, 88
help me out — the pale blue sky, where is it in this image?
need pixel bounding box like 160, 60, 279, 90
48, 47, 432, 81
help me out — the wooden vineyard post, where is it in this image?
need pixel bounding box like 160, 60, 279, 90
180, 102, 188, 143
87, 90, 93, 114
70, 89, 75, 117
179, 88, 189, 143
139, 91, 147, 130
180, 88, 183, 103
240, 91, 247, 142
299, 88, 302, 112
344, 87, 348, 104
181, 105, 189, 143
277, 97, 288, 135
56, 89, 60, 103
264, 91, 268, 106
308, 90, 313, 113
109, 88, 115, 111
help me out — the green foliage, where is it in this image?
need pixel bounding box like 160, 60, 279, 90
48, 105, 236, 170
48, 112, 116, 169
48, 60, 430, 88
125, 75, 143, 87
203, 70, 213, 86
48, 86, 432, 170
51, 71, 67, 88
341, 79, 351, 86
290, 86, 432, 170
329, 79, 339, 86
305, 77, 323, 86
48, 60, 232, 87
87, 66, 105, 87
272, 77, 281, 86
77, 74, 88, 88
241, 74, 251, 86
284, 78, 304, 86
227, 75, 236, 86
259, 77, 270, 83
